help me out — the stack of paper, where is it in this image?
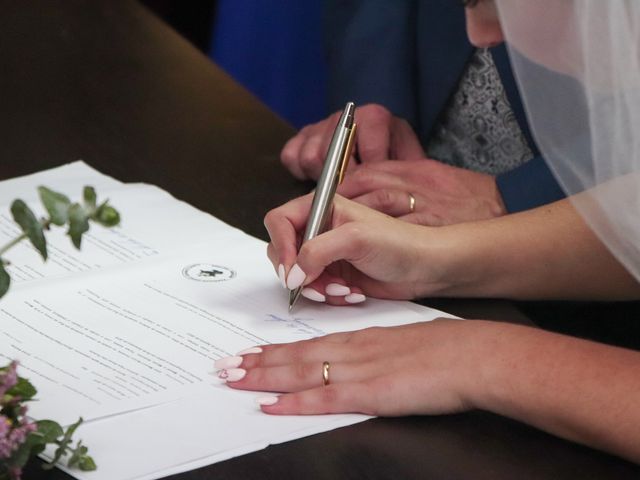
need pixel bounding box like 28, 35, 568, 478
0, 162, 453, 480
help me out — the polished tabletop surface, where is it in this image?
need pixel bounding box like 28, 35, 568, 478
1, 1, 637, 478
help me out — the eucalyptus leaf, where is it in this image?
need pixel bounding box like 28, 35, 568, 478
83, 186, 96, 211
0, 261, 9, 298
93, 201, 120, 227
38, 186, 71, 226
10, 199, 47, 260
67, 203, 89, 249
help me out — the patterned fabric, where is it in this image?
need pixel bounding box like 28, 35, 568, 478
426, 48, 533, 175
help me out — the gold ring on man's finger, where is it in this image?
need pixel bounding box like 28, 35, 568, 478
408, 192, 416, 213
322, 361, 330, 386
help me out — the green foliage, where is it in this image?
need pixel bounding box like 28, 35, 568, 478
5, 417, 97, 474
82, 186, 97, 210
37, 186, 71, 226
0, 185, 118, 475
0, 185, 120, 298
10, 199, 47, 261
67, 203, 90, 249
1, 348, 97, 475
0, 263, 9, 299
42, 418, 96, 472
9, 430, 46, 471
67, 441, 96, 470
35, 420, 64, 443
9, 376, 37, 401
93, 201, 120, 227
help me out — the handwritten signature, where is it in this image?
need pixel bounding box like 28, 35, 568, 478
263, 314, 326, 337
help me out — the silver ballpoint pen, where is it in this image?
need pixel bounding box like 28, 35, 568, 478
289, 102, 357, 312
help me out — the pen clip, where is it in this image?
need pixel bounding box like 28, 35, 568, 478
338, 123, 357, 184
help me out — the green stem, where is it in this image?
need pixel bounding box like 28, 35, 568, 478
0, 232, 27, 257
0, 218, 51, 259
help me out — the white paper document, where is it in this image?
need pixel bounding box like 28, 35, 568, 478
0, 162, 455, 480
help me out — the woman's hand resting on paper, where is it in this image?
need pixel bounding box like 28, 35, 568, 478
222, 318, 488, 416
264, 194, 452, 305
216, 318, 640, 464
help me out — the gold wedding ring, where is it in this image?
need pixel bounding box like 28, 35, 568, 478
408, 192, 416, 213
322, 361, 330, 386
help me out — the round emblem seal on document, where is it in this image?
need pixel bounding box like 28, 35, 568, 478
182, 264, 236, 282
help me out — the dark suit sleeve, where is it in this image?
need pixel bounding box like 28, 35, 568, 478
491, 45, 567, 213
324, 0, 418, 124
496, 155, 565, 213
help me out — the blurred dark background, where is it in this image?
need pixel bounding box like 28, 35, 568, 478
140, 0, 216, 51
141, 0, 327, 129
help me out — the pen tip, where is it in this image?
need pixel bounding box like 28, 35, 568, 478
288, 287, 301, 313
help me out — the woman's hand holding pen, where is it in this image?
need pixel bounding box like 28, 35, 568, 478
264, 193, 451, 305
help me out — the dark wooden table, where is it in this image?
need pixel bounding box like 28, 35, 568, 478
2, 1, 637, 478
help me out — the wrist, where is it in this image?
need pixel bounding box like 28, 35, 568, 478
412, 222, 489, 297
455, 321, 524, 411
409, 226, 457, 297
487, 176, 507, 217
466, 170, 506, 218
441, 320, 509, 410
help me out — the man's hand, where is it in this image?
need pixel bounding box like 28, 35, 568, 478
338, 159, 507, 226
281, 103, 506, 225
281, 104, 424, 180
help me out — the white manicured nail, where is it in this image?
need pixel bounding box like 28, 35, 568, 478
286, 264, 306, 290
277, 264, 286, 288
345, 293, 366, 304
326, 283, 350, 296
218, 368, 246, 382
236, 347, 263, 355
256, 396, 279, 406
214, 356, 243, 369
301, 288, 326, 302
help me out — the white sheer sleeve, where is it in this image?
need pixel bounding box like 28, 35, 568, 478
496, 0, 640, 281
